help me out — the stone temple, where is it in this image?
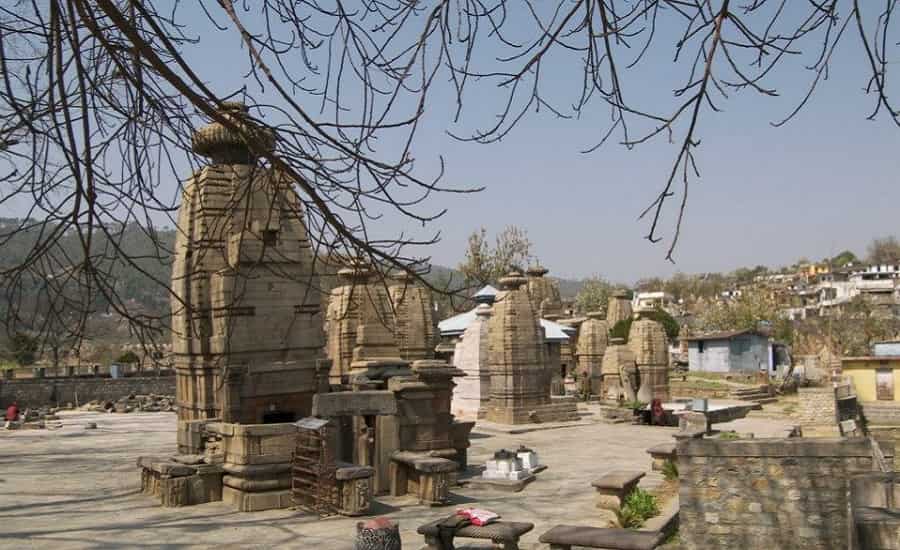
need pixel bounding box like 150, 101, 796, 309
525, 265, 563, 319
171, 102, 325, 452
607, 289, 633, 326
575, 311, 608, 396
388, 272, 436, 362
485, 273, 578, 424
627, 308, 670, 403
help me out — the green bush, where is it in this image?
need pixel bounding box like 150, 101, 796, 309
618, 488, 659, 528
608, 308, 679, 343
623, 399, 646, 411
662, 459, 679, 481
719, 431, 740, 440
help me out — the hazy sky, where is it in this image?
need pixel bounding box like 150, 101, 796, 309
11, 4, 898, 284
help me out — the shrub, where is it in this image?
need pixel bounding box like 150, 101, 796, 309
662, 459, 679, 481
623, 399, 646, 411
719, 431, 740, 440
618, 488, 659, 528
116, 350, 140, 364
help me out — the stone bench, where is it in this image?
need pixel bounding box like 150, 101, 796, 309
417, 516, 533, 550
390, 452, 457, 506
334, 462, 375, 516
539, 525, 665, 550
645, 443, 676, 471
591, 470, 645, 511
138, 455, 223, 507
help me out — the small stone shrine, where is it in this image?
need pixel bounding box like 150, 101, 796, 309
389, 271, 436, 361
325, 265, 368, 385
606, 289, 633, 326
600, 337, 632, 401
451, 303, 493, 420
485, 273, 578, 424
627, 308, 670, 402
557, 317, 583, 392
575, 311, 608, 397
474, 445, 546, 492
525, 265, 564, 318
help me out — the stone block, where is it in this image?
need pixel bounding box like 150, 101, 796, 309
312, 390, 397, 417
222, 486, 292, 512
591, 470, 645, 511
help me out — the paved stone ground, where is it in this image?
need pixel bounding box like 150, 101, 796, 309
0, 405, 794, 549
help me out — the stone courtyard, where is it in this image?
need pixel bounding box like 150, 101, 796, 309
0, 406, 795, 549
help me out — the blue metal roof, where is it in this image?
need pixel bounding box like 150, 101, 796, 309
437, 307, 570, 342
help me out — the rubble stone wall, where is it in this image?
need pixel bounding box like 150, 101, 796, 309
0, 376, 175, 408
679, 438, 879, 549
797, 386, 837, 426
862, 401, 900, 424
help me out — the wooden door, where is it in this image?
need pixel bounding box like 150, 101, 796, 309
876, 368, 894, 401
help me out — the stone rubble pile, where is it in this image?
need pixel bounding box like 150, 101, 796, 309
80, 393, 175, 414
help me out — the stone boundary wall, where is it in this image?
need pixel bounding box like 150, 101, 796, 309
0, 376, 175, 408
797, 386, 837, 426
862, 402, 900, 425
678, 438, 882, 549
669, 380, 732, 399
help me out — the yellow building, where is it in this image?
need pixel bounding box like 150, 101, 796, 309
841, 356, 900, 402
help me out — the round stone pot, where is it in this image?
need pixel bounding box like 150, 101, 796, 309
354, 519, 401, 550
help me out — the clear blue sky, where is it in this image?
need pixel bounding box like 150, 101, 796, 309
16, 3, 898, 284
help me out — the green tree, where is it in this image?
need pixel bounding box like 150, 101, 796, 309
830, 250, 858, 267
116, 350, 140, 364
609, 309, 679, 343
575, 276, 614, 313
695, 290, 793, 344
10, 332, 38, 366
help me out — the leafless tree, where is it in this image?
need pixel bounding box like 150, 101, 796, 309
1, 1, 897, 355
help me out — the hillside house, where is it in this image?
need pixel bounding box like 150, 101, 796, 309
686, 330, 773, 374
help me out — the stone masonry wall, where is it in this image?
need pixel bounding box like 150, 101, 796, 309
0, 376, 175, 408
679, 438, 881, 550
798, 386, 837, 426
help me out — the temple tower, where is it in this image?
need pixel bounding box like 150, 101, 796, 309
485, 273, 578, 424
389, 272, 436, 361
627, 309, 670, 402
324, 261, 400, 384
525, 265, 563, 318
575, 311, 608, 396
607, 290, 633, 326
601, 337, 632, 401
451, 304, 492, 419
171, 102, 325, 450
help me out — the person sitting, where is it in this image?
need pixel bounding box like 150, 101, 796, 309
6, 401, 20, 422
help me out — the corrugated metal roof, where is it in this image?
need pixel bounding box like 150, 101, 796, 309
437, 309, 477, 335
684, 329, 768, 342
437, 307, 570, 342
